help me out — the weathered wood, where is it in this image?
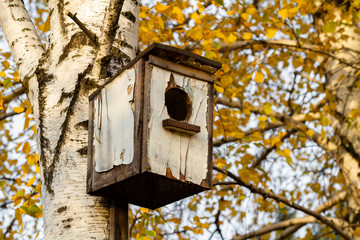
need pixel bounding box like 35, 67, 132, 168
146, 65, 209, 185
110, 200, 128, 240
206, 84, 214, 188
89, 43, 222, 100
162, 119, 201, 135
88, 62, 142, 193
88, 44, 219, 209
87, 100, 95, 193
93, 67, 135, 172
148, 55, 215, 83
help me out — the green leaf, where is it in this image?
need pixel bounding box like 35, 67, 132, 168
20, 206, 30, 214
263, 103, 272, 115
29, 205, 41, 213
214, 0, 224, 5
145, 230, 156, 237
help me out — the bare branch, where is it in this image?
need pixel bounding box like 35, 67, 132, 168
214, 167, 352, 240
234, 216, 348, 240
65, 11, 98, 46
275, 191, 347, 239
3, 86, 24, 104
251, 129, 297, 168
0, 110, 23, 121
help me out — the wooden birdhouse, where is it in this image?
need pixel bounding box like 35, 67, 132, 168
87, 43, 221, 209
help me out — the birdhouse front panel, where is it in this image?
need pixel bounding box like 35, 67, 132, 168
87, 43, 221, 209
145, 64, 210, 185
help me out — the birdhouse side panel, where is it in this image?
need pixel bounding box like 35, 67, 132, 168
93, 68, 136, 173
146, 65, 210, 185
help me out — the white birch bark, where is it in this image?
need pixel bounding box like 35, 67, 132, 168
322, 26, 360, 227
0, 0, 138, 239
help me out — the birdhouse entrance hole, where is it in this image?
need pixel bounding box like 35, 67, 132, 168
165, 88, 191, 121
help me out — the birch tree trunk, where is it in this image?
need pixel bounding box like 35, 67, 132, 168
326, 31, 360, 226
0, 0, 138, 238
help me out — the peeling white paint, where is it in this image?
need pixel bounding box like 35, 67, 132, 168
147, 66, 209, 184
93, 68, 135, 172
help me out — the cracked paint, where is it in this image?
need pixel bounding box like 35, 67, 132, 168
93, 68, 136, 172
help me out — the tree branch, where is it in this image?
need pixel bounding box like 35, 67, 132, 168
234, 216, 348, 240
215, 97, 337, 155
251, 129, 297, 168
0, 110, 23, 121
0, 0, 44, 81
65, 11, 98, 46
187, 39, 359, 70
213, 122, 284, 147
2, 86, 24, 104
91, 0, 125, 80
213, 167, 352, 240
275, 191, 347, 239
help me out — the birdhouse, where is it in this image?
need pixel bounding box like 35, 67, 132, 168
87, 43, 221, 209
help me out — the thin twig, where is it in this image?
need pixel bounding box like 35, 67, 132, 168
66, 11, 98, 46
251, 129, 297, 168
0, 110, 23, 121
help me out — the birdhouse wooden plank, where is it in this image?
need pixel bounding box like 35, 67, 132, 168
87, 43, 221, 209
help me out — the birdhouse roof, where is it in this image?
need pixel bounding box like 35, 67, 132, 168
136, 43, 222, 73
90, 43, 221, 100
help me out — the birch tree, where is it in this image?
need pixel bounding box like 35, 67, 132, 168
1, 0, 360, 240
0, 0, 139, 239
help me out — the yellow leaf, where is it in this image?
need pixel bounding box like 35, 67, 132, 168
14, 106, 25, 113
254, 72, 264, 83
32, 124, 37, 135
214, 84, 224, 93
243, 32, 252, 40
266, 29, 277, 38
140, 207, 149, 213
38, 15, 50, 32
36, 164, 41, 174
278, 9, 288, 20
2, 61, 10, 69
155, 2, 171, 13
306, 129, 314, 137
171, 6, 185, 23
191, 12, 198, 21
189, 29, 203, 42
22, 142, 31, 154
0, 71, 5, 78
2, 52, 11, 58
197, 3, 205, 13
13, 70, 20, 82
354, 227, 360, 237
215, 30, 226, 39
228, 33, 237, 43
0, 100, 3, 110
283, 148, 291, 158
27, 154, 38, 165
246, 6, 257, 15
22, 164, 30, 175
258, 116, 267, 121
222, 75, 233, 86
27, 176, 36, 187
139, 6, 149, 18
241, 13, 249, 21
263, 103, 272, 115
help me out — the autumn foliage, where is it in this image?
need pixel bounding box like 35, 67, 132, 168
1, 0, 360, 239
